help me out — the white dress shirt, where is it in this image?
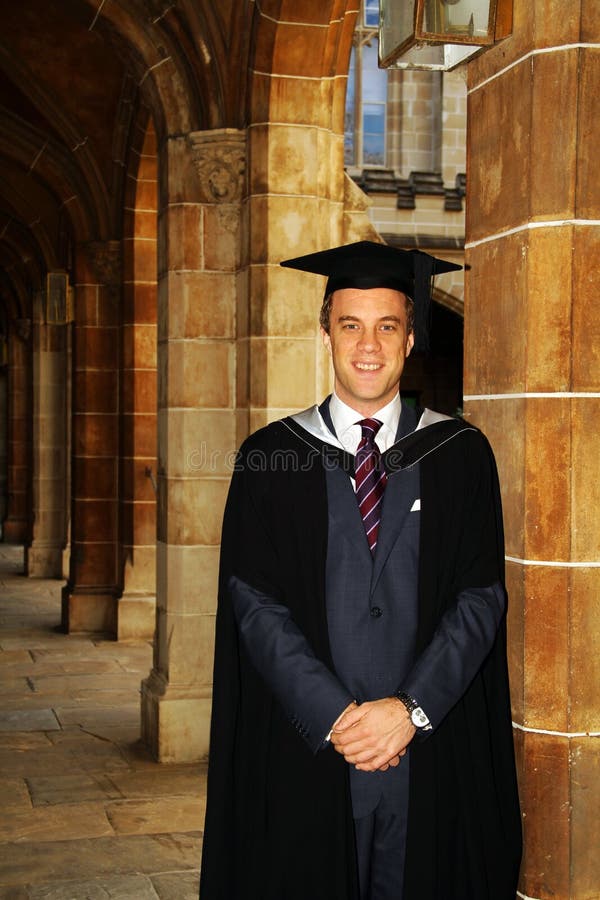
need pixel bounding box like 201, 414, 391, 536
329, 392, 402, 455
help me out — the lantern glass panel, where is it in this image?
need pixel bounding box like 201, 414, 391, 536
421, 0, 494, 41
379, 0, 417, 64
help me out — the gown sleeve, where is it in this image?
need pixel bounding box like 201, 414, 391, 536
226, 444, 353, 753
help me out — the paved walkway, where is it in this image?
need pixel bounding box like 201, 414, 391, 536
0, 545, 206, 899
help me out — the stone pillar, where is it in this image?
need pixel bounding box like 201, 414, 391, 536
465, 5, 600, 897
118, 123, 158, 640
62, 243, 120, 633
248, 72, 352, 427
26, 274, 69, 577
3, 318, 31, 544
440, 70, 466, 187
141, 129, 245, 761
398, 70, 442, 175
0, 350, 7, 531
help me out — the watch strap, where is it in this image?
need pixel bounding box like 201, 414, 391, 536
395, 690, 433, 731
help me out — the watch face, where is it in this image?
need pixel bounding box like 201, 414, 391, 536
412, 707, 429, 728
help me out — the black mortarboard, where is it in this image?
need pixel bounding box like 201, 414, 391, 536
280, 240, 462, 351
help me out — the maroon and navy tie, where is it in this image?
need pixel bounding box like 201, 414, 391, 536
355, 418, 387, 556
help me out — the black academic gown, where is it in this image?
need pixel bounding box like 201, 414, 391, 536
199, 408, 522, 900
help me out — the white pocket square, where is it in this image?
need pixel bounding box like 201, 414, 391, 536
410, 499, 421, 512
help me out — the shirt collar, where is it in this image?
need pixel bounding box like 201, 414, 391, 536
329, 392, 402, 447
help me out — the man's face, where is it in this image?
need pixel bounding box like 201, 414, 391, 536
321, 287, 414, 416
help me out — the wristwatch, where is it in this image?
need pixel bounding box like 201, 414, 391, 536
395, 691, 432, 731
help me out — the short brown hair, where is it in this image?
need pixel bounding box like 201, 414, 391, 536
319, 291, 414, 335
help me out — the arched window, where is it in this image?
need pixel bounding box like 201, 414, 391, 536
344, 3, 388, 167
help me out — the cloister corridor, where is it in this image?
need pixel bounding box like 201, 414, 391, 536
0, 545, 206, 899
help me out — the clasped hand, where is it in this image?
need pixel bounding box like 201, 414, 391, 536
330, 698, 416, 772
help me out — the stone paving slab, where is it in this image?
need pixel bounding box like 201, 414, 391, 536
0, 635, 99, 651
0, 743, 132, 777
27, 874, 161, 899
0, 886, 29, 899
29, 645, 151, 663
0, 833, 201, 887
44, 726, 112, 744
28, 646, 118, 661
29, 674, 143, 694
0, 732, 53, 750
150, 871, 200, 900
53, 706, 140, 729
107, 765, 207, 799
87, 642, 152, 655
0, 613, 59, 625
1, 659, 125, 678
105, 797, 205, 836
1, 679, 34, 696
0, 650, 32, 665
1, 692, 141, 712
0, 778, 32, 814
0, 802, 114, 844
68, 724, 142, 746
26, 773, 123, 806
0, 709, 60, 733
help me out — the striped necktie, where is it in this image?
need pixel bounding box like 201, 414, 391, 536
355, 418, 387, 556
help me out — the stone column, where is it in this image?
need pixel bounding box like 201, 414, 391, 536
440, 70, 466, 187
141, 129, 245, 762
0, 348, 7, 531
398, 70, 442, 175
26, 273, 69, 577
118, 123, 158, 641
465, 4, 600, 897
248, 74, 351, 428
3, 318, 31, 544
62, 243, 120, 633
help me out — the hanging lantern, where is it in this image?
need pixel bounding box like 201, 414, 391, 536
379, 0, 512, 70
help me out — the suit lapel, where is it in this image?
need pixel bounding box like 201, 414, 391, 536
370, 464, 419, 591
370, 402, 420, 590
327, 467, 374, 562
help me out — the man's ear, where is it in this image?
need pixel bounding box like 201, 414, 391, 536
321, 326, 332, 353
405, 331, 415, 358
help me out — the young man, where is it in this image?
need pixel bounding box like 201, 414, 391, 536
200, 242, 521, 900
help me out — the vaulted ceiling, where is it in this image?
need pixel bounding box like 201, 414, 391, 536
0, 0, 255, 320
0, 0, 355, 325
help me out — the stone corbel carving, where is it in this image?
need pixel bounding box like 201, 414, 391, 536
85, 241, 122, 287
188, 129, 247, 205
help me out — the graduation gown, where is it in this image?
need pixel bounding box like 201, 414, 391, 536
199, 406, 522, 900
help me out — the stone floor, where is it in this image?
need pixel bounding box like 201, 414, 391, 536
0, 545, 206, 899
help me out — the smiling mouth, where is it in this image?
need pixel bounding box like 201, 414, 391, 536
354, 362, 383, 371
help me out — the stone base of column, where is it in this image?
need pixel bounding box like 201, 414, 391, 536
117, 593, 156, 641
61, 586, 117, 634
141, 670, 211, 763
25, 544, 63, 578
3, 517, 28, 543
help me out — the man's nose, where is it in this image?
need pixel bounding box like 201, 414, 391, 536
358, 328, 381, 351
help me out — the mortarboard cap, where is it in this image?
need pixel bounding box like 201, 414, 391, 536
280, 240, 462, 352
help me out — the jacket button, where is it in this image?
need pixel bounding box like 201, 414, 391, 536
370, 606, 382, 618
